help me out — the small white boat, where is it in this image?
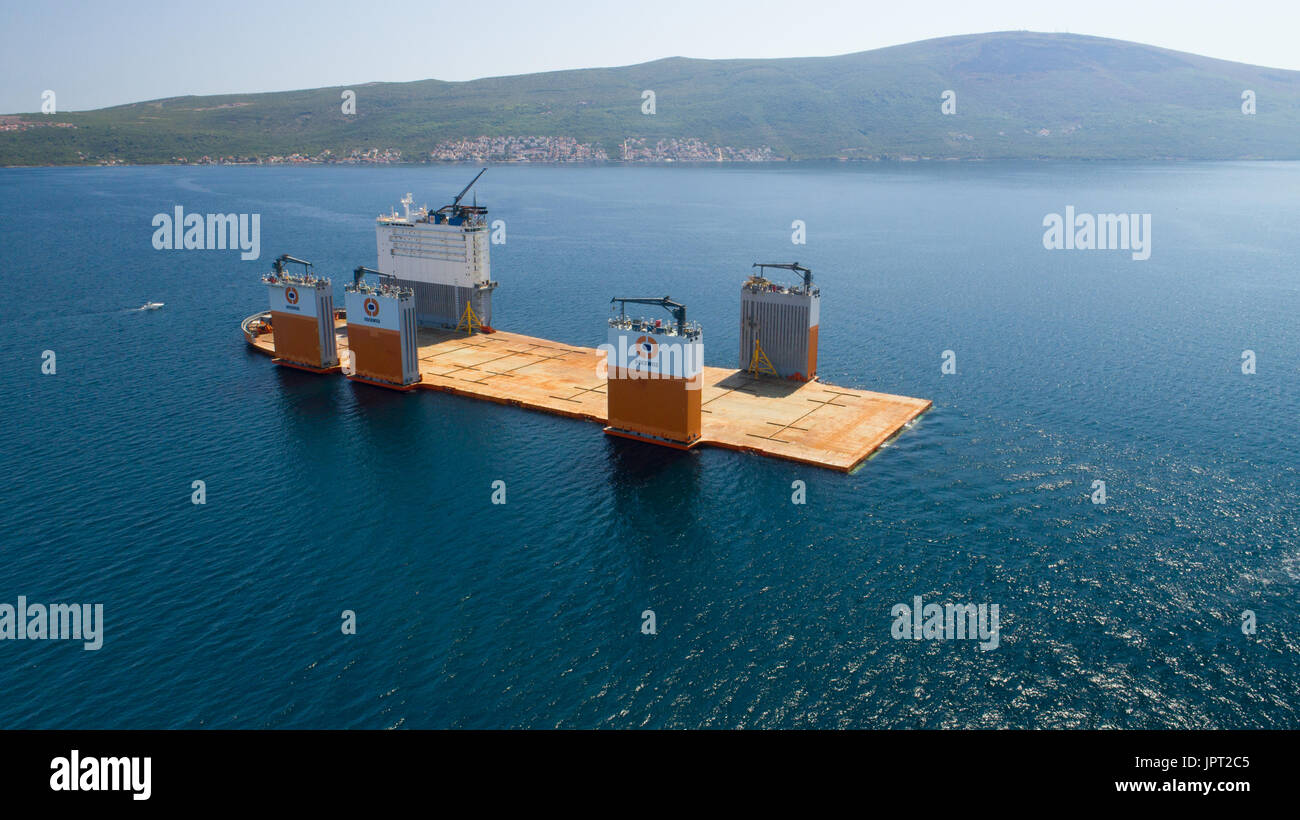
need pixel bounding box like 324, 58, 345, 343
139, 301, 164, 311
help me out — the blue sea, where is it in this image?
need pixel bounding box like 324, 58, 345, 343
1, 162, 1297, 728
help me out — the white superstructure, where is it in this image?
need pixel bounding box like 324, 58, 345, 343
374, 172, 498, 329
376, 195, 490, 288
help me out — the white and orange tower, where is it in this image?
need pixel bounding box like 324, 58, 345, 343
739, 262, 820, 381
375, 169, 497, 331
344, 267, 421, 390
262, 255, 339, 372
604, 297, 703, 449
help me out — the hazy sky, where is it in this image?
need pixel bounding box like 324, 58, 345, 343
3, 0, 1298, 113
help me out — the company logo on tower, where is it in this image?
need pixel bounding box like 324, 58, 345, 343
285, 286, 299, 305
599, 334, 703, 387
364, 297, 379, 317
635, 335, 659, 360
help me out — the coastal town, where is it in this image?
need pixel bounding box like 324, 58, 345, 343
0, 120, 779, 165
165, 135, 776, 165
429, 135, 608, 162
1, 110, 780, 165
426, 135, 775, 163
619, 137, 775, 162
175, 147, 405, 165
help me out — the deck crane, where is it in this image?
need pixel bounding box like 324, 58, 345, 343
752, 262, 813, 291
610, 296, 689, 336
351, 265, 394, 287
271, 254, 313, 278
436, 167, 488, 217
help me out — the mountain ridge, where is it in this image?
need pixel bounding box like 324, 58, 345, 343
4, 31, 1299, 165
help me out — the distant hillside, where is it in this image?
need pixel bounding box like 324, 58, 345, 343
4, 31, 1300, 165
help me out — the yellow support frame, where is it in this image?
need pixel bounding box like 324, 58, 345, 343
748, 337, 778, 378
456, 300, 483, 336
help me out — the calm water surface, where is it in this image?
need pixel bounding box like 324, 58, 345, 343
0, 162, 1297, 728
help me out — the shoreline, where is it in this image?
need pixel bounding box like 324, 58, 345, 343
5, 156, 1298, 170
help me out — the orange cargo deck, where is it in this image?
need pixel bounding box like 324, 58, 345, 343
243, 316, 931, 472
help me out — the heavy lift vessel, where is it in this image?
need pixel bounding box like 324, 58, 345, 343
241, 174, 931, 471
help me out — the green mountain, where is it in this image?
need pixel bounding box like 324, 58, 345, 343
4, 31, 1299, 165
